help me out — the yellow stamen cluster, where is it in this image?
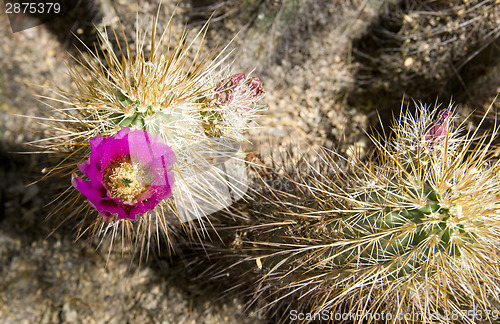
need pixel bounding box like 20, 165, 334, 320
104, 159, 148, 205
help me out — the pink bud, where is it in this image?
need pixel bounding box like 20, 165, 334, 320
236, 77, 265, 113
424, 109, 450, 146
214, 73, 246, 105
248, 77, 265, 98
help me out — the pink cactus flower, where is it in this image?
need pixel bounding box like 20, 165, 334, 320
71, 127, 176, 221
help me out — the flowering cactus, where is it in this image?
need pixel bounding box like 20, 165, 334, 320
202, 102, 500, 323
35, 13, 265, 254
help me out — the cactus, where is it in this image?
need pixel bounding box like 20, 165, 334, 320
200, 102, 500, 323
33, 10, 265, 257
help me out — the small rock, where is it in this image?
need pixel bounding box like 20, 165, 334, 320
61, 302, 78, 324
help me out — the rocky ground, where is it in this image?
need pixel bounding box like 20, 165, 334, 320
1, 0, 500, 323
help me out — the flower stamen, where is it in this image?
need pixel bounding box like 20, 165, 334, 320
104, 157, 148, 205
